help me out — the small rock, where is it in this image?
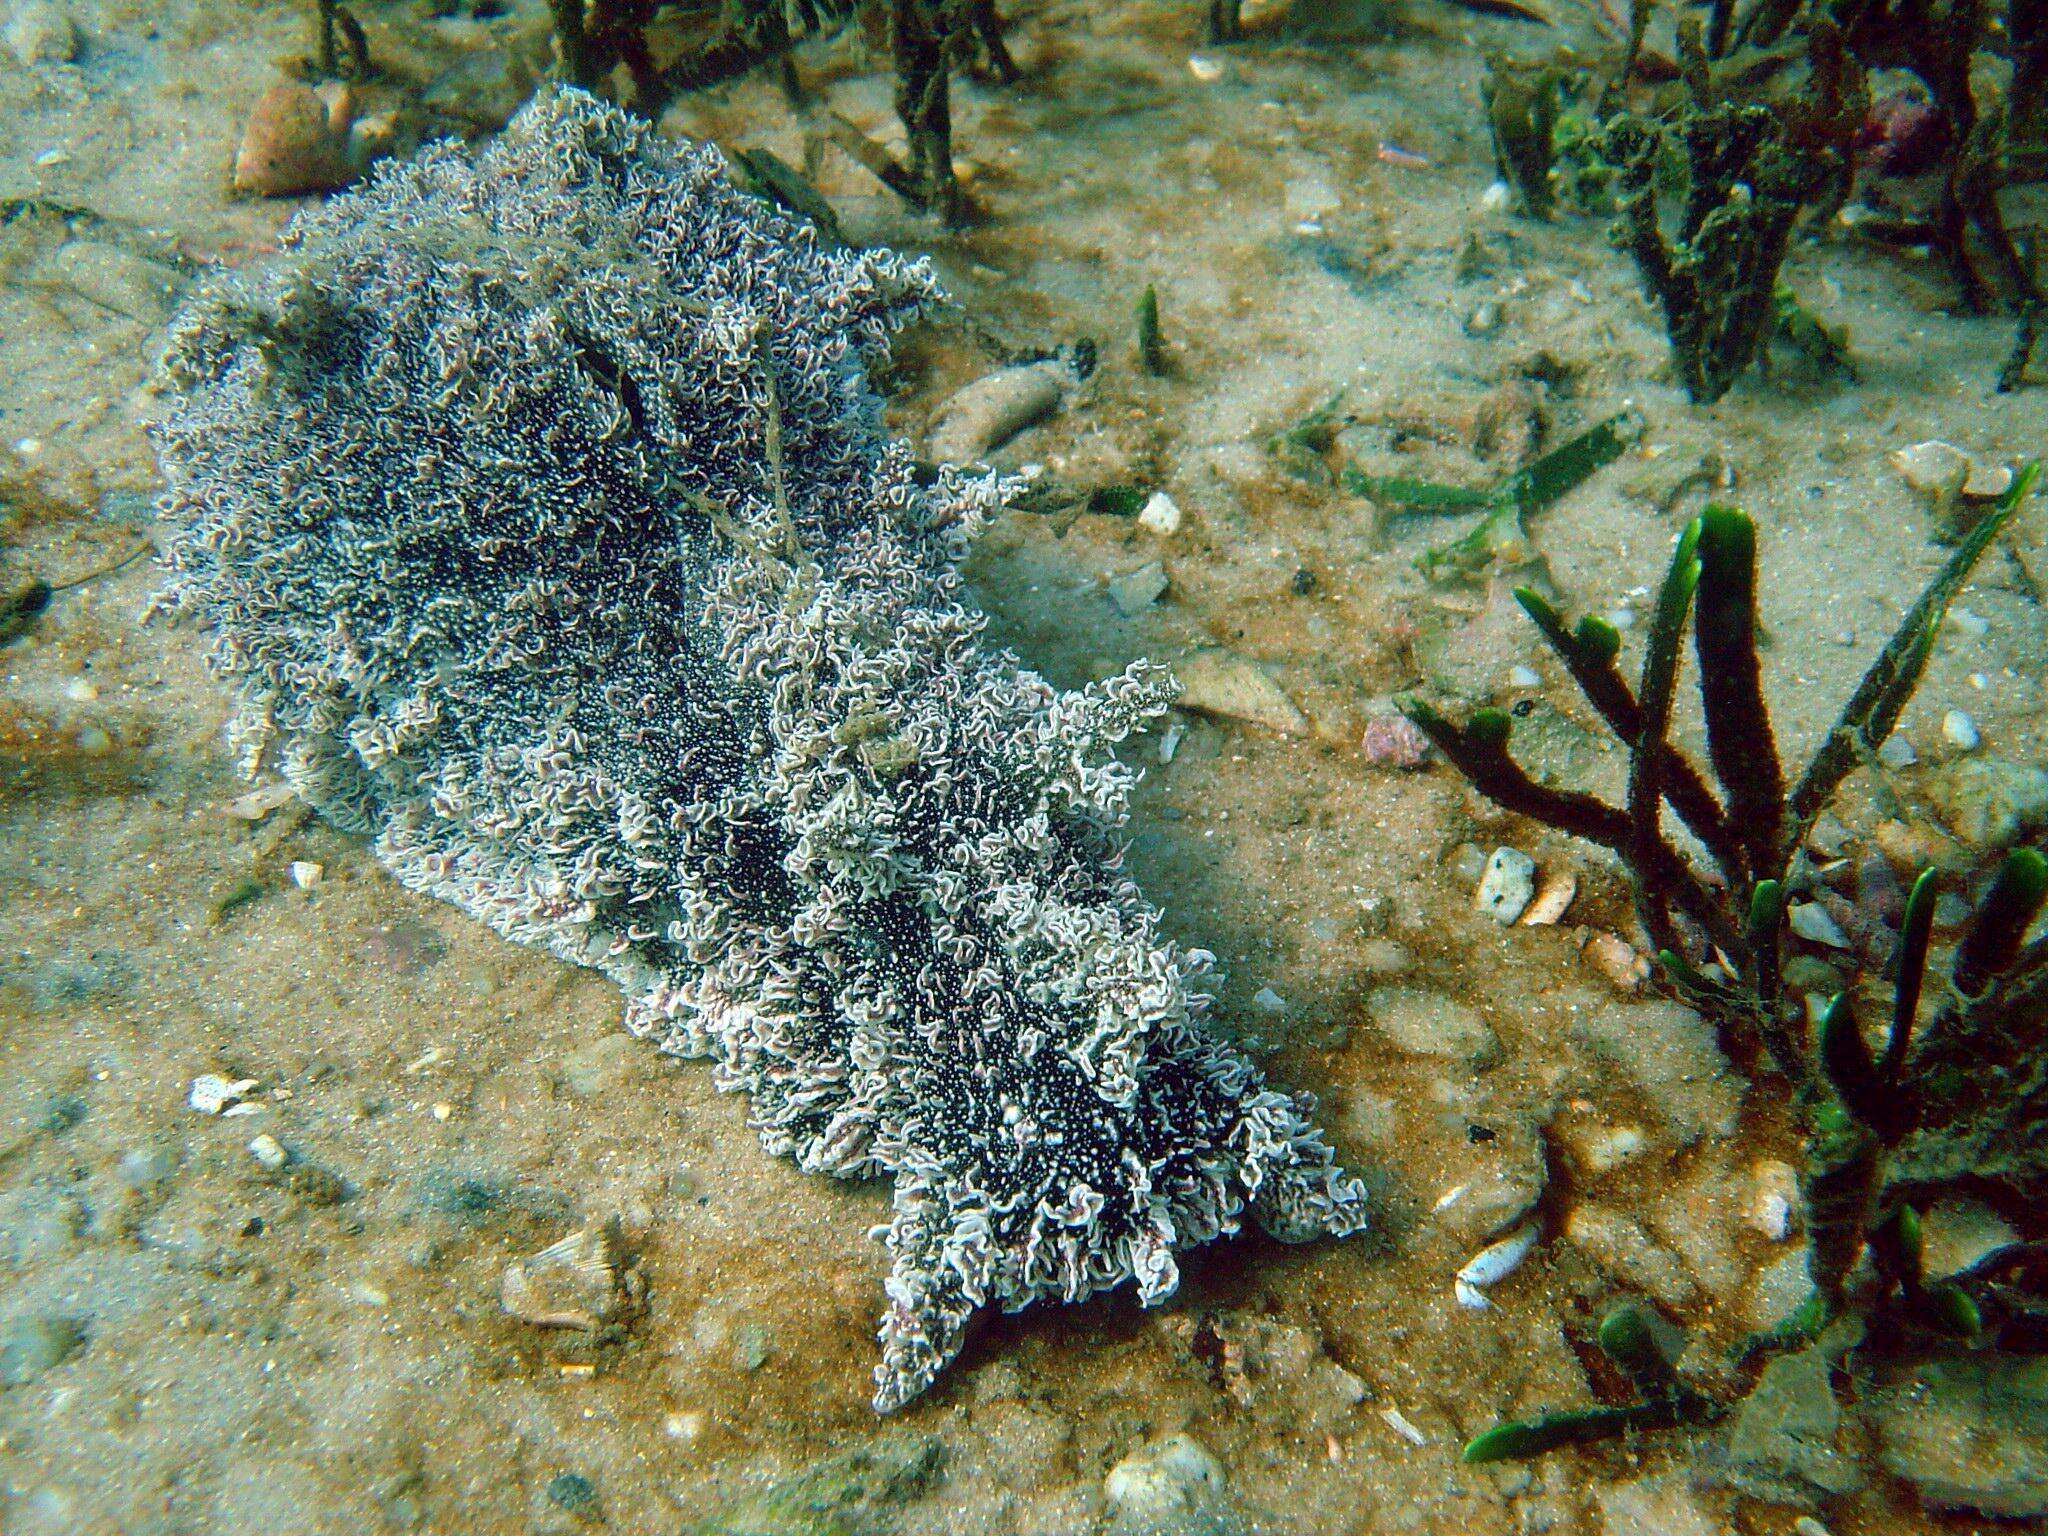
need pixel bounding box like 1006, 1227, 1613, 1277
1747, 1247, 1811, 1331
500, 1217, 645, 1332
1359, 712, 1431, 769
1582, 930, 1650, 991
1175, 650, 1307, 735
1877, 734, 1918, 769
1871, 1355, 2048, 1518
1137, 491, 1182, 535
0, 1314, 85, 1386
1465, 298, 1504, 335
1787, 901, 1851, 949
1475, 847, 1537, 924
289, 860, 324, 889
1889, 440, 2011, 503
1748, 1159, 1799, 1241
1564, 1121, 1647, 1176
1508, 663, 1541, 689
1919, 1199, 2018, 1280
1157, 717, 1186, 764
1108, 561, 1169, 617
1104, 1433, 1226, 1522
247, 1132, 289, 1171
1927, 758, 2048, 850
1941, 709, 1980, 752
1453, 1220, 1539, 1309
1187, 53, 1223, 81
1250, 986, 1287, 1017
188, 1073, 258, 1116
4, 2, 80, 63
925, 362, 1064, 464
1368, 986, 1501, 1068
1520, 868, 1575, 926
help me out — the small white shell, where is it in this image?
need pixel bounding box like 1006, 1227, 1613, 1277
1454, 1220, 1540, 1310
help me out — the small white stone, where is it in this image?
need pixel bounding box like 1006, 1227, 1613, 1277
1942, 709, 1980, 751
1137, 490, 1182, 535
1157, 718, 1186, 765
1475, 847, 1537, 924
431, 1101, 453, 1121
1454, 1221, 1540, 1309
1788, 902, 1851, 949
1187, 53, 1223, 80
1748, 1159, 1799, 1241
64, 677, 98, 702
1105, 1433, 1225, 1517
289, 860, 324, 889
1108, 560, 1168, 616
1251, 986, 1288, 1017
247, 1132, 288, 1170
188, 1074, 258, 1116
1509, 664, 1541, 689
1604, 606, 1636, 632
1877, 735, 1918, 769
1480, 180, 1513, 212
1519, 869, 1576, 926
15, 438, 42, 456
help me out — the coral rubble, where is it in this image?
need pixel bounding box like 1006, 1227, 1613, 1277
150, 87, 1367, 1412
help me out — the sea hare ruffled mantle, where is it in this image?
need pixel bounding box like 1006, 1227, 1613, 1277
151, 87, 1367, 1411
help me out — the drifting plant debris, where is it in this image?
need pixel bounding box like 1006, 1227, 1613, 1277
1462, 1304, 1720, 1462
730, 145, 844, 245
1345, 407, 1644, 583
1136, 283, 1164, 374
0, 542, 151, 648
1406, 466, 2048, 1466
310, 0, 371, 81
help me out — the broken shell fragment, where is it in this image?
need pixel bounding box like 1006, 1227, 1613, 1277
499, 1217, 646, 1332
1454, 1220, 1540, 1309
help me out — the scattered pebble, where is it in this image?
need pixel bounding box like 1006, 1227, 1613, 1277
1104, 1433, 1226, 1519
1519, 869, 1575, 926
925, 361, 1064, 464
1582, 930, 1651, 991
1360, 712, 1431, 769
1380, 1404, 1429, 1445
1453, 1220, 1539, 1309
1479, 180, 1513, 212
1508, 663, 1540, 688
1474, 847, 1537, 924
1889, 440, 2011, 503
1929, 758, 2048, 849
1137, 490, 1182, 535
546, 1473, 598, 1515
1186, 53, 1223, 81
187, 1073, 259, 1116
1108, 560, 1168, 616
1250, 985, 1287, 1016
289, 860, 325, 889
1464, 298, 1503, 335
1748, 1159, 1799, 1241
1942, 709, 1980, 752
0, 1314, 85, 1386
1788, 901, 1851, 949
247, 1132, 289, 1171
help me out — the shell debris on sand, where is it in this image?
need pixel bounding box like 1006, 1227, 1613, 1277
1454, 1220, 1540, 1309
500, 1218, 646, 1333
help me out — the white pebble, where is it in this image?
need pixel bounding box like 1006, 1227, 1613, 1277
187, 1074, 258, 1116
1942, 709, 1980, 751
1787, 902, 1851, 949
1877, 735, 1917, 769
1251, 986, 1288, 1017
1509, 664, 1541, 689
247, 1132, 288, 1170
1187, 54, 1223, 81
1105, 1433, 1225, 1516
289, 860, 324, 889
1479, 180, 1513, 213
1474, 847, 1537, 925
1604, 606, 1635, 632
63, 677, 98, 702
1138, 491, 1182, 535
